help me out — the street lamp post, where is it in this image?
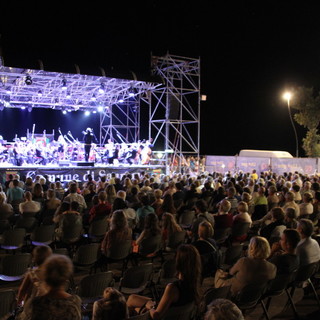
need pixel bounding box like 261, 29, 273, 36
283, 92, 299, 158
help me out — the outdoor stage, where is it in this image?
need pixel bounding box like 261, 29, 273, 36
0, 162, 166, 185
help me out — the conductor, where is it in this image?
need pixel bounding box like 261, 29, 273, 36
82, 128, 97, 162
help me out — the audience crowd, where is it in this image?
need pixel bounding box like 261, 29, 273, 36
2, 168, 320, 320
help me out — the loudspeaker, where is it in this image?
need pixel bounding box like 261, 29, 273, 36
167, 94, 180, 119
71, 161, 95, 167
59, 160, 70, 167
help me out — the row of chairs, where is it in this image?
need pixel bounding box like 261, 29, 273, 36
199, 261, 320, 319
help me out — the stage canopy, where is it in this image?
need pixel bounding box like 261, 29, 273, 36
0, 61, 162, 113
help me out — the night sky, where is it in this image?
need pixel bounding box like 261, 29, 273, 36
1, 1, 320, 157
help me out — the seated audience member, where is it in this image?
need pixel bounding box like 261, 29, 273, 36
89, 191, 112, 223
213, 199, 233, 230
296, 218, 320, 267
193, 221, 221, 278
291, 184, 302, 203
190, 199, 215, 242
224, 187, 238, 214
136, 194, 155, 231
284, 207, 298, 229
6, 179, 24, 204
92, 287, 128, 320
267, 185, 280, 210
151, 189, 163, 213
112, 197, 136, 228
268, 228, 300, 275
233, 201, 252, 225
299, 191, 314, 218
126, 244, 201, 319
311, 191, 320, 222
214, 236, 276, 297
205, 298, 244, 320
54, 201, 83, 240
19, 191, 41, 215
17, 245, 53, 306
161, 212, 183, 249
136, 212, 161, 246
0, 192, 13, 220
157, 193, 176, 218
63, 182, 87, 212
27, 254, 81, 320
282, 191, 300, 217
100, 210, 132, 258
259, 207, 286, 242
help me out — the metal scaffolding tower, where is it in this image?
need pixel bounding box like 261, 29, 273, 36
150, 53, 201, 174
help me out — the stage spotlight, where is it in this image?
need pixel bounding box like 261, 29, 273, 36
21, 106, 26, 110
98, 83, 105, 94
25, 75, 32, 85
38, 90, 43, 97
97, 106, 103, 112
91, 94, 97, 101
62, 110, 67, 114
27, 106, 32, 112
84, 110, 90, 116
5, 87, 11, 94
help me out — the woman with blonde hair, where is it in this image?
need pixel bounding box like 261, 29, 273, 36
105, 184, 117, 205
214, 236, 276, 296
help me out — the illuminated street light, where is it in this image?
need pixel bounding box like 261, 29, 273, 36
283, 91, 299, 157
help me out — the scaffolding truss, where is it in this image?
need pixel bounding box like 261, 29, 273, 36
0, 61, 162, 145
150, 53, 200, 174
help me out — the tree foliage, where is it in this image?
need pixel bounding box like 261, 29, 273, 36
290, 86, 320, 157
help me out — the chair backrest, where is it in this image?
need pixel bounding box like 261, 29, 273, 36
231, 222, 251, 238
30, 224, 55, 244
265, 273, 293, 296
295, 262, 319, 282
120, 263, 153, 290
162, 302, 196, 320
167, 230, 186, 249
77, 271, 114, 298
0, 219, 11, 234
89, 217, 109, 237
159, 258, 177, 280
252, 204, 268, 221
107, 239, 132, 260
139, 234, 161, 256
1, 253, 31, 277
223, 244, 243, 266
2, 228, 26, 249
200, 286, 231, 314
128, 310, 151, 320
0, 289, 16, 318
179, 210, 196, 226
213, 227, 232, 243
234, 282, 268, 309
73, 243, 100, 265
61, 219, 83, 242
14, 217, 38, 233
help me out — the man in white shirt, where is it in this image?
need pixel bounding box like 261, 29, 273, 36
296, 218, 320, 267
19, 191, 41, 215
63, 182, 87, 212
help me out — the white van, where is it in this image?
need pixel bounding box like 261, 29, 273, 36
238, 149, 293, 158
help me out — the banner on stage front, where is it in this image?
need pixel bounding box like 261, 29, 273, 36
236, 157, 270, 173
